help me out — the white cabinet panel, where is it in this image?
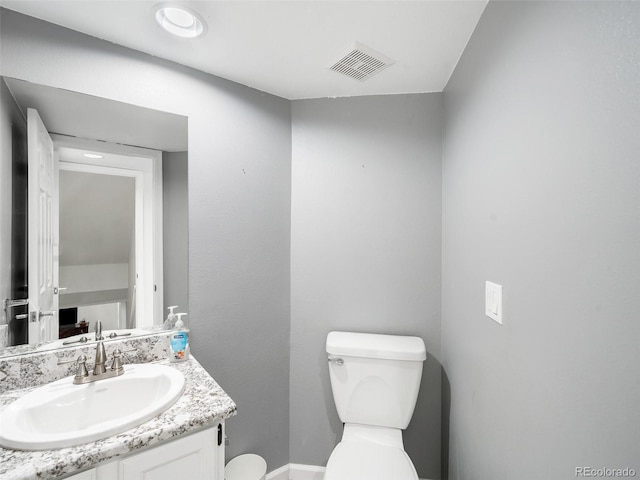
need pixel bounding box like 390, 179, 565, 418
118, 428, 218, 480
95, 460, 118, 480
63, 424, 223, 480
65, 470, 96, 480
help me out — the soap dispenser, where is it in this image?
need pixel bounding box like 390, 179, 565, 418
169, 313, 189, 363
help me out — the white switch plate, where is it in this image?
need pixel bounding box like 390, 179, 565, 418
485, 281, 503, 325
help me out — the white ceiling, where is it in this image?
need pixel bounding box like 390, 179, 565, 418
1, 0, 487, 100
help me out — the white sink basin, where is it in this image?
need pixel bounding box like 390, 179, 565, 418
0, 363, 185, 450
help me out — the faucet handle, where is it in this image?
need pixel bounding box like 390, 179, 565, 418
110, 348, 136, 372
106, 331, 132, 339
73, 355, 89, 379
110, 349, 124, 372
62, 335, 90, 346
57, 355, 89, 379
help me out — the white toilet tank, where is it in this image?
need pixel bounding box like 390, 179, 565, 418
326, 331, 426, 430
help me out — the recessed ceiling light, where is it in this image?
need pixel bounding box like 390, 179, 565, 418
154, 3, 206, 38
83, 153, 104, 159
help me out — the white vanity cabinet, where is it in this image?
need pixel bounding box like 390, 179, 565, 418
65, 471, 95, 480
114, 426, 222, 480
65, 424, 224, 480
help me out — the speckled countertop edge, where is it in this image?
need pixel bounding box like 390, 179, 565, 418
0, 356, 237, 480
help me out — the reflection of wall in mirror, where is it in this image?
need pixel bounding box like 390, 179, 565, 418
0, 81, 14, 316
128, 224, 136, 329
163, 151, 188, 319
77, 303, 122, 331
0, 78, 28, 346
59, 263, 129, 331
60, 264, 129, 294
58, 168, 135, 331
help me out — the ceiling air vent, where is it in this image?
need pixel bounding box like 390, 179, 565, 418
329, 42, 395, 82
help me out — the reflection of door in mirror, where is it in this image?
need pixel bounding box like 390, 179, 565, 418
27, 108, 59, 344
55, 136, 164, 341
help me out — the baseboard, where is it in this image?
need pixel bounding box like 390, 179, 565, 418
288, 464, 326, 480
266, 463, 325, 480
266, 463, 430, 480
265, 463, 291, 480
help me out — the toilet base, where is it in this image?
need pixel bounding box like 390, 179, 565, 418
324, 440, 418, 480
323, 424, 418, 480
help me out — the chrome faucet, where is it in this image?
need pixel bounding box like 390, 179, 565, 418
92, 321, 107, 375
58, 321, 134, 385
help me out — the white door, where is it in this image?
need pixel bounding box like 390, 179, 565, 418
27, 108, 59, 344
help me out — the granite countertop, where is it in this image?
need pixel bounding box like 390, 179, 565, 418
0, 356, 237, 480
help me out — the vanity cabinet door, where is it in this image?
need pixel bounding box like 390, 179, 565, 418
117, 426, 221, 480
65, 470, 96, 480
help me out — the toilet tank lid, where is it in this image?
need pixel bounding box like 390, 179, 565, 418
326, 331, 426, 361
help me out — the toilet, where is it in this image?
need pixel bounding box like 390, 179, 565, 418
324, 331, 426, 480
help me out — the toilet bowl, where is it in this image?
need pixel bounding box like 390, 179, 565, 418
324, 331, 426, 480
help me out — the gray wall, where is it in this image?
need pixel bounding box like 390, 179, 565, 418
290, 94, 442, 479
163, 151, 189, 316
0, 9, 292, 470
442, 2, 640, 479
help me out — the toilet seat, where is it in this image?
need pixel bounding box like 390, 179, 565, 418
324, 440, 419, 480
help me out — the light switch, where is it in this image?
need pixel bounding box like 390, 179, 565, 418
485, 281, 503, 325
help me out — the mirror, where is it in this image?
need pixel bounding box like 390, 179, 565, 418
0, 77, 189, 357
